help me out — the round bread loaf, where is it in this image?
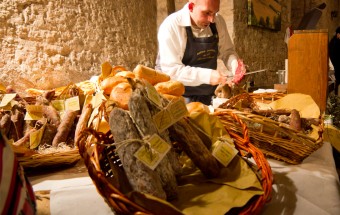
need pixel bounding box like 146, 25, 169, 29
186, 102, 210, 114
100, 76, 128, 95
109, 82, 132, 110
161, 93, 185, 102
154, 80, 185, 96
133, 64, 170, 85
115, 71, 135, 79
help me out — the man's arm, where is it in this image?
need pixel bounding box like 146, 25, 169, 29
215, 15, 240, 75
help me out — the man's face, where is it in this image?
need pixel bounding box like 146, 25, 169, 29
190, 0, 220, 29
337, 33, 340, 39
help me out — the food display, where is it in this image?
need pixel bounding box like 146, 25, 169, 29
214, 92, 324, 164
0, 82, 96, 167
1, 60, 325, 214
69, 63, 272, 214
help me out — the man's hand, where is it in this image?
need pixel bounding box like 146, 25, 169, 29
231, 59, 246, 84
210, 70, 228, 85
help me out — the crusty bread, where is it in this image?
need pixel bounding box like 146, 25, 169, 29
186, 102, 210, 114
109, 82, 132, 110
100, 76, 128, 95
115, 71, 135, 79
133, 64, 170, 85
161, 93, 185, 103
155, 80, 185, 96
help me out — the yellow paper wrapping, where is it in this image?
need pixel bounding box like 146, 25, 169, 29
169, 110, 264, 214
268, 93, 320, 118
324, 124, 340, 153
171, 156, 263, 214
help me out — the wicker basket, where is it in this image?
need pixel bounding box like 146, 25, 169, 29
214, 109, 324, 164
249, 92, 286, 104
15, 147, 81, 168
77, 112, 273, 215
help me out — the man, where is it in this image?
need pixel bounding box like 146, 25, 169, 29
156, 0, 245, 105
329, 26, 340, 95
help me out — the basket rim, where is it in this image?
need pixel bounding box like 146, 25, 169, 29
16, 147, 81, 168
77, 111, 273, 215
214, 109, 324, 164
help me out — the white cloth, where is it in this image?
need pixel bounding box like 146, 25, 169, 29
33, 177, 113, 215
157, 3, 239, 86
32, 143, 340, 215
262, 142, 340, 215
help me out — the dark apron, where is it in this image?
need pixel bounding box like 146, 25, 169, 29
182, 23, 219, 105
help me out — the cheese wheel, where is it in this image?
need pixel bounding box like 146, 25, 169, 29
133, 64, 170, 85
109, 82, 132, 110
155, 80, 185, 96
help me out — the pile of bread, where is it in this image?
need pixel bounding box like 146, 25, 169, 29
99, 62, 185, 109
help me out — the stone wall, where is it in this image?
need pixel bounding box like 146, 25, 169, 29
233, 0, 290, 87
1, 0, 338, 93
291, 0, 340, 37
0, 0, 157, 93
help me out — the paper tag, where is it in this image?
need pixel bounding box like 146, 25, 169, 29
0, 93, 17, 107
167, 99, 188, 122
83, 94, 93, 107
65, 96, 80, 111
30, 124, 46, 149
91, 91, 107, 108
134, 146, 160, 170
0, 103, 12, 111
212, 140, 238, 167
148, 134, 171, 154
153, 100, 188, 132
153, 109, 173, 133
24, 105, 43, 120
144, 81, 162, 107
134, 134, 171, 170
88, 106, 99, 127
51, 100, 65, 112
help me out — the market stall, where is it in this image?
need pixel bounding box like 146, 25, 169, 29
28, 141, 340, 214
1, 64, 340, 214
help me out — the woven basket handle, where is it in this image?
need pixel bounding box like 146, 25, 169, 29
214, 110, 273, 215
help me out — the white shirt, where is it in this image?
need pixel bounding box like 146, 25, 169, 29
157, 3, 239, 87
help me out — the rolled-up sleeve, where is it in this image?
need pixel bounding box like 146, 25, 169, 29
215, 15, 239, 74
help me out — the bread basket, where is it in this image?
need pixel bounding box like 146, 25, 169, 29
77, 110, 273, 215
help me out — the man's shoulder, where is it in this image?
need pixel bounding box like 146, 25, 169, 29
214, 14, 227, 26
161, 6, 190, 28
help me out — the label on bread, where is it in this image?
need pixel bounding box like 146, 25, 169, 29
30, 122, 46, 149
153, 109, 173, 133
134, 134, 171, 170
0, 93, 17, 109
51, 96, 80, 112
212, 140, 238, 167
65, 96, 80, 111
153, 99, 188, 132
144, 81, 162, 107
51, 100, 65, 111
91, 91, 107, 108
167, 99, 188, 121
24, 105, 43, 120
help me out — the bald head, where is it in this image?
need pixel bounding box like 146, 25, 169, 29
189, 0, 220, 29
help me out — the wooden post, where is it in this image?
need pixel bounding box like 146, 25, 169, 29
167, 0, 176, 15
287, 29, 329, 112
